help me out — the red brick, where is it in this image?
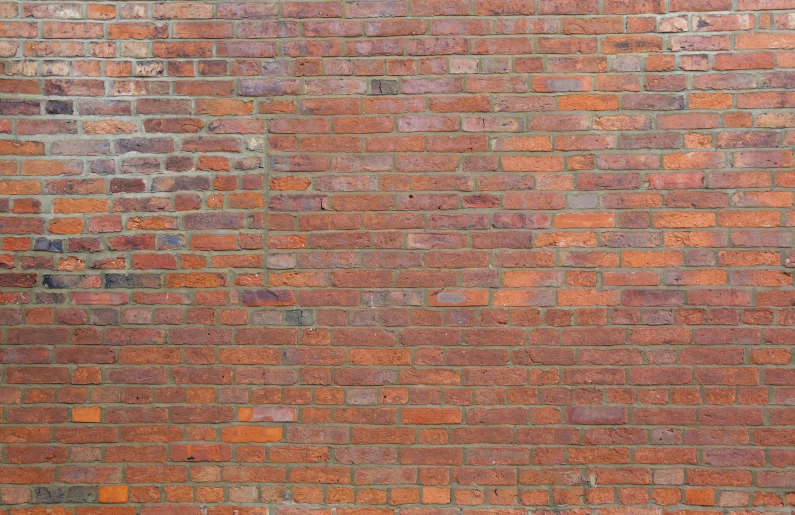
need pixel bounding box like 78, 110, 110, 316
3, 1, 793, 510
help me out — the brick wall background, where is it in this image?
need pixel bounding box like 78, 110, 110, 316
2, 0, 795, 512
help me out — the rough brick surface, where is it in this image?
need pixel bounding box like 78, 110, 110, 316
1, 0, 795, 512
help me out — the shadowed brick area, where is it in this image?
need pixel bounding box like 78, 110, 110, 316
2, 0, 795, 512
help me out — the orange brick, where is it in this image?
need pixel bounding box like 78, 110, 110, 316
221, 426, 282, 443
99, 485, 129, 503
72, 406, 101, 423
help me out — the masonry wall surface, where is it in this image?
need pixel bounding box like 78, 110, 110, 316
2, 0, 795, 512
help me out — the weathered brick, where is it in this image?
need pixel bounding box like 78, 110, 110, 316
4, 0, 794, 510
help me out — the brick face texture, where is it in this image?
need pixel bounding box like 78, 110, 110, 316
3, 0, 795, 512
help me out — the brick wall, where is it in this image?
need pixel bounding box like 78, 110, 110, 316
2, 0, 795, 511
